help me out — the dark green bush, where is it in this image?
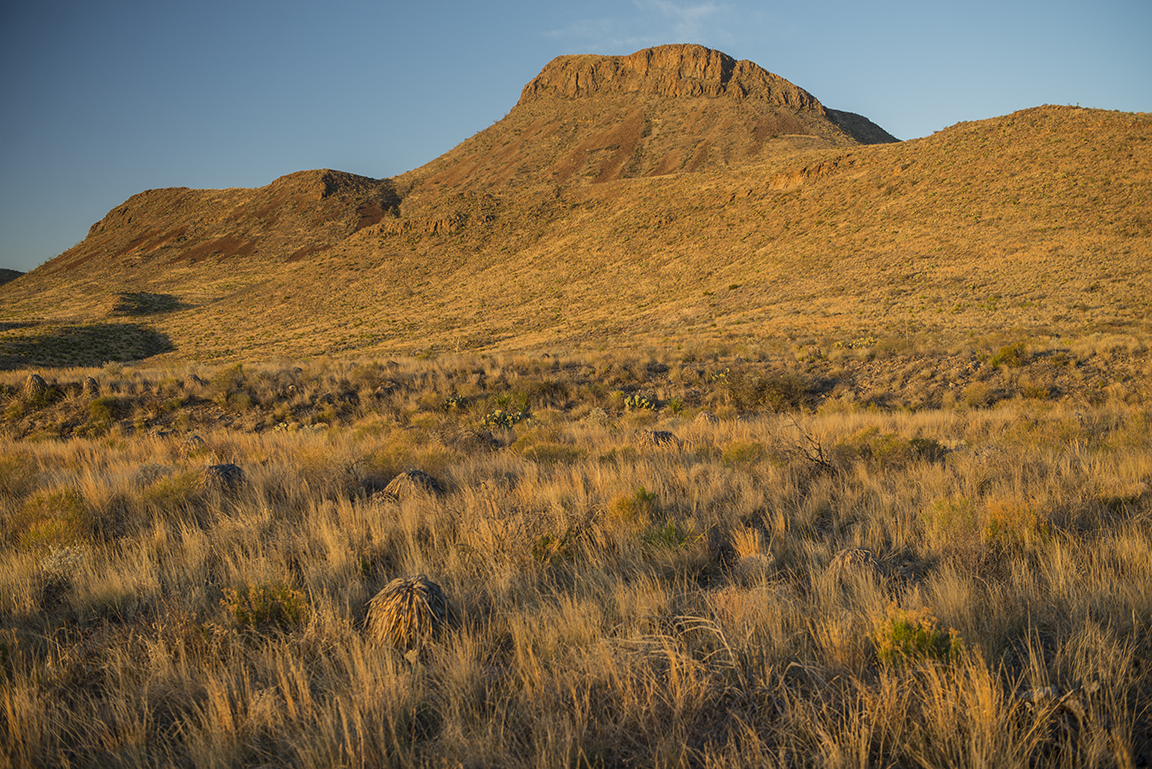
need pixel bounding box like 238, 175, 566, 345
223, 582, 311, 633
723, 369, 809, 412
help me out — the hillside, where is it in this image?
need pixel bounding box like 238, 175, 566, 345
0, 45, 1149, 368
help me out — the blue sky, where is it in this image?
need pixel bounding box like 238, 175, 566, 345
1, 0, 1149, 273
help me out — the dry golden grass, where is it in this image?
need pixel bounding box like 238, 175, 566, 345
0, 354, 1150, 766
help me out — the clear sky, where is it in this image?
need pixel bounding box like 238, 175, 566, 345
1, 0, 1149, 273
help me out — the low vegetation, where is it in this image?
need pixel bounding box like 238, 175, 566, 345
1, 351, 1150, 766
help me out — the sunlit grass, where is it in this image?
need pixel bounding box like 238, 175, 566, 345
1, 353, 1150, 766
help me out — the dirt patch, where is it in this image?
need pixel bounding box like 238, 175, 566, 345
287, 244, 330, 262
171, 235, 258, 264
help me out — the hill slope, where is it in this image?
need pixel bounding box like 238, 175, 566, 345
0, 45, 1149, 367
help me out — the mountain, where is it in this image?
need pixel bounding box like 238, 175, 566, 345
1, 45, 1149, 367
395, 44, 894, 200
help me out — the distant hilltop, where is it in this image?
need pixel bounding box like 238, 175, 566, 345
518, 44, 824, 107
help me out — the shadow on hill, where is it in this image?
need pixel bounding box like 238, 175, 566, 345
0, 321, 39, 332
110, 292, 189, 316
0, 322, 175, 370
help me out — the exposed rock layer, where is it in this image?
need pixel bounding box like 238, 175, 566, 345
518, 44, 822, 109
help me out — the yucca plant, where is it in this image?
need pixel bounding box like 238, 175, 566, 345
382, 470, 444, 501
365, 574, 450, 649
826, 547, 884, 584
637, 429, 681, 449
200, 463, 244, 492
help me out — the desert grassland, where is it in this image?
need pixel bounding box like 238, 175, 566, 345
1, 351, 1151, 768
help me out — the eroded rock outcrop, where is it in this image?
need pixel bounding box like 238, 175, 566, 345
518, 44, 821, 109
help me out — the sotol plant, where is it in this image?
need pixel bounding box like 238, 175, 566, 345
366, 574, 450, 649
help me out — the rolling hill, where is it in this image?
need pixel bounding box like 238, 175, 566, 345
0, 44, 1149, 367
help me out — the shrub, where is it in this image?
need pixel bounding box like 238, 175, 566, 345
532, 531, 574, 564
10, 488, 92, 551
723, 369, 808, 412
522, 443, 584, 465
641, 520, 701, 549
908, 437, 948, 462
873, 605, 963, 665
223, 582, 311, 633
963, 382, 999, 408
836, 430, 946, 469
607, 486, 658, 527
0, 633, 14, 681
721, 440, 769, 467
0, 453, 37, 500
211, 363, 246, 392
86, 396, 124, 435
110, 292, 182, 316
983, 497, 1051, 552
525, 379, 569, 409
142, 471, 201, 515
920, 497, 987, 565
991, 342, 1028, 367
216, 391, 254, 413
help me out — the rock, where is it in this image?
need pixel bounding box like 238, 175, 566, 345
695, 411, 720, 425
519, 44, 821, 107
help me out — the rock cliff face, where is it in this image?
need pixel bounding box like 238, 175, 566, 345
518, 44, 821, 109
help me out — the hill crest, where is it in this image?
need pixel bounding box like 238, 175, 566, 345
518, 44, 821, 108
53, 169, 397, 273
